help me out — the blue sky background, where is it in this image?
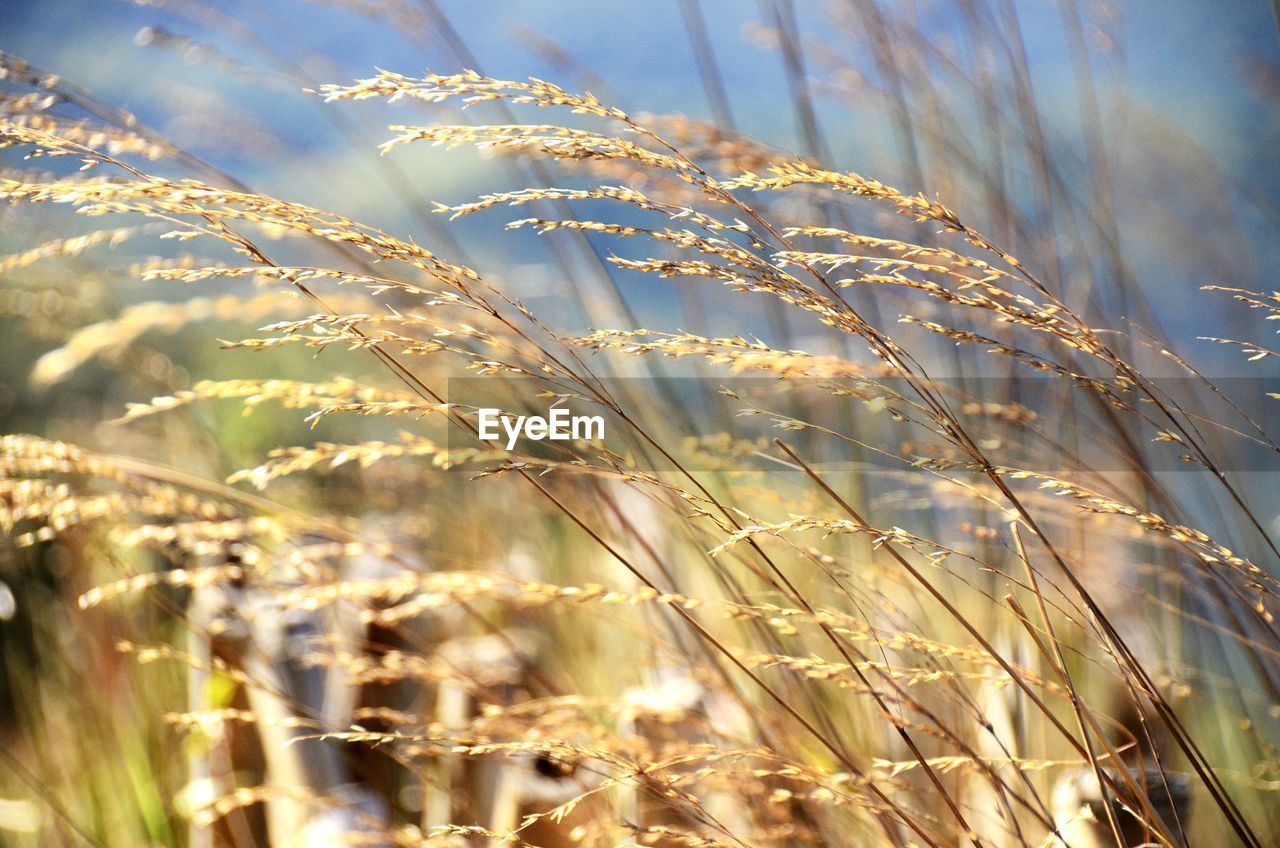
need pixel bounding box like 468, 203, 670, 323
5, 1, 1276, 177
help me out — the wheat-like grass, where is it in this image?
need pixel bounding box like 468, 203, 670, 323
2, 38, 1278, 848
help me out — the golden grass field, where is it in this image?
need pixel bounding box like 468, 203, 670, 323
2, 3, 1280, 846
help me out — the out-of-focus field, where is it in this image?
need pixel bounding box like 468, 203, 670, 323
2, 3, 1280, 847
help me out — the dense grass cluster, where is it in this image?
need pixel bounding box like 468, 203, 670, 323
2, 5, 1279, 847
